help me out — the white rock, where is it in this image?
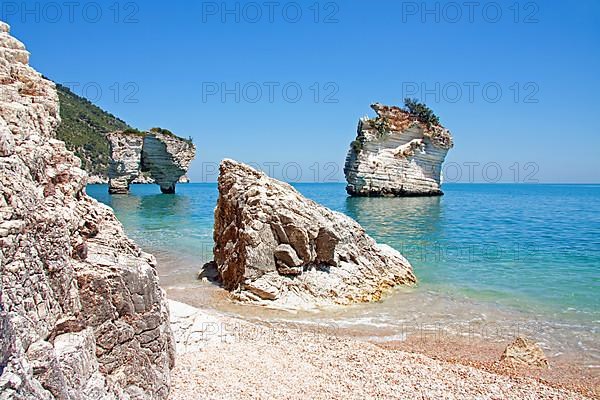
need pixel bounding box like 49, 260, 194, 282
345, 103, 454, 196
107, 129, 195, 194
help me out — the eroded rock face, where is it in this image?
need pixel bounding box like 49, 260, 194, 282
211, 159, 416, 309
500, 337, 548, 368
107, 132, 144, 194
141, 132, 195, 194
107, 130, 195, 194
345, 103, 454, 197
0, 22, 174, 399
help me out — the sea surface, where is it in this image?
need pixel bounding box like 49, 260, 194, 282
87, 183, 600, 367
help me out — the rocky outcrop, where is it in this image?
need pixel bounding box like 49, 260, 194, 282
108, 130, 195, 194
0, 21, 174, 399
344, 103, 453, 196
141, 131, 195, 194
107, 131, 144, 194
500, 337, 548, 368
210, 159, 416, 309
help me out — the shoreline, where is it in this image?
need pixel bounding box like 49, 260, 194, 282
145, 234, 599, 397
164, 282, 599, 398
166, 299, 597, 399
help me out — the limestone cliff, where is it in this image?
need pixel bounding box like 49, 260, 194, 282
344, 103, 453, 196
210, 159, 416, 309
107, 131, 144, 194
0, 21, 174, 399
108, 129, 195, 194
141, 130, 196, 194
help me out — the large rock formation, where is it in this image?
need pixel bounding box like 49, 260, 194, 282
107, 132, 144, 194
141, 130, 196, 194
108, 129, 195, 194
210, 159, 416, 309
0, 21, 175, 399
344, 103, 453, 196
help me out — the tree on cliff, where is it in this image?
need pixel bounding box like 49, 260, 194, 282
403, 98, 440, 128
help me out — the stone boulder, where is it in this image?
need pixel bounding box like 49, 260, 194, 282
500, 337, 549, 368
0, 21, 174, 399
344, 103, 454, 196
210, 159, 416, 309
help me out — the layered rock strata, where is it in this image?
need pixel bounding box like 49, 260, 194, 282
210, 159, 416, 309
141, 132, 195, 194
0, 21, 174, 399
107, 132, 144, 194
107, 131, 195, 194
344, 103, 453, 196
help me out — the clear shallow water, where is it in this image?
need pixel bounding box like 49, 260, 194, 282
87, 183, 600, 365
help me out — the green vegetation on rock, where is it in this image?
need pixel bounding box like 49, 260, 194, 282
56, 83, 131, 176
150, 127, 193, 143
122, 128, 146, 137
351, 139, 363, 154
54, 83, 191, 177
403, 98, 441, 128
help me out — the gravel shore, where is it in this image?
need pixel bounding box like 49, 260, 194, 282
167, 301, 592, 400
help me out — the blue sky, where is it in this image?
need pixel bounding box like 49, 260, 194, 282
3, 0, 599, 183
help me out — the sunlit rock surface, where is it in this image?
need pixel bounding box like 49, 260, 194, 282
345, 103, 453, 197
107, 130, 195, 194
0, 21, 174, 399
210, 159, 416, 309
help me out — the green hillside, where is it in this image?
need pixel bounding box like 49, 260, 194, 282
55, 83, 131, 176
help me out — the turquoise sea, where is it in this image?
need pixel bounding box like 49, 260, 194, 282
87, 183, 600, 366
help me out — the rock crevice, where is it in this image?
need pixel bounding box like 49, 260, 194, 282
345, 103, 454, 197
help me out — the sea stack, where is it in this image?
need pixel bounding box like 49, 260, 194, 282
209, 159, 416, 309
344, 102, 453, 197
107, 131, 144, 194
107, 128, 195, 194
141, 128, 196, 194
0, 21, 174, 398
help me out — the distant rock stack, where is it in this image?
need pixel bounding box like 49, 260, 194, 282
107, 131, 144, 194
141, 130, 196, 194
209, 159, 416, 309
107, 129, 195, 194
344, 103, 454, 197
0, 21, 174, 399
